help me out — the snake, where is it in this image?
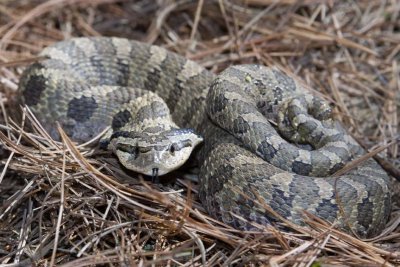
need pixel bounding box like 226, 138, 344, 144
17, 37, 391, 238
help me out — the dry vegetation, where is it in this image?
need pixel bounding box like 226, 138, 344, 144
0, 0, 399, 266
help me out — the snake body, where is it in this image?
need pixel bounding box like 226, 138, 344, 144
18, 37, 391, 237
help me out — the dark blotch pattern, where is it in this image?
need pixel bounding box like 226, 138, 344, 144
257, 140, 278, 161
144, 68, 161, 91
271, 187, 294, 218
22, 63, 47, 106
292, 161, 313, 175
357, 197, 374, 231
112, 110, 132, 129
164, 53, 186, 112
99, 139, 109, 149
67, 96, 98, 122
232, 116, 250, 134
330, 162, 345, 173
208, 80, 229, 114
137, 101, 168, 122
115, 58, 130, 86
315, 198, 338, 221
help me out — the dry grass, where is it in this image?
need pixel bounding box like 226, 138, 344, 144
0, 0, 399, 266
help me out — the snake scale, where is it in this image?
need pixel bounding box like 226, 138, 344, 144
18, 37, 391, 238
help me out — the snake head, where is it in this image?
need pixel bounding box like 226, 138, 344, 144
108, 128, 203, 176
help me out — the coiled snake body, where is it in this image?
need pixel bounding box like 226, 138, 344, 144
18, 37, 391, 237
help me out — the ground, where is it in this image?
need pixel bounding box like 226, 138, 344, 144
0, 0, 399, 266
